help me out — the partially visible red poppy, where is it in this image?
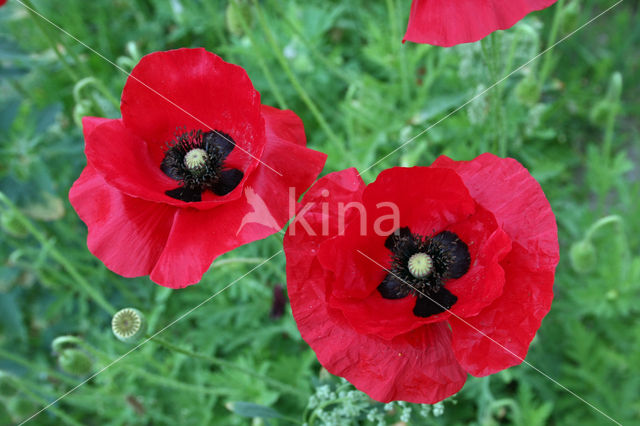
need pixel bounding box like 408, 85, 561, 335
0, 1, 7, 7
284, 154, 558, 403
404, 0, 557, 46
70, 48, 326, 288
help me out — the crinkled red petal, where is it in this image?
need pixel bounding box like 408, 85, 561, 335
69, 165, 176, 279
432, 154, 558, 375
121, 48, 265, 201
449, 243, 555, 376
404, 0, 557, 46
285, 169, 467, 403
149, 109, 326, 287
432, 153, 559, 271
83, 117, 182, 205
318, 167, 487, 338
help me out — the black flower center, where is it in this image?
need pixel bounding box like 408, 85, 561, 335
377, 227, 470, 318
161, 129, 244, 202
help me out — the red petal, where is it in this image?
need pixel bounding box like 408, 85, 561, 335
404, 0, 557, 46
449, 243, 555, 376
149, 127, 326, 287
83, 118, 179, 205
121, 48, 265, 185
262, 105, 307, 146
285, 170, 466, 403
446, 205, 511, 318
433, 154, 558, 375
317, 167, 480, 339
84, 117, 244, 210
69, 165, 176, 279
432, 153, 559, 271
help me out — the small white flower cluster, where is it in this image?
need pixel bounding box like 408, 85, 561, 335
304, 380, 445, 425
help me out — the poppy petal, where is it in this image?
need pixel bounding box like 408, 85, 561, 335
449, 244, 555, 376
404, 0, 557, 46
261, 105, 307, 146
149, 121, 326, 287
121, 48, 265, 174
83, 118, 181, 205
432, 153, 559, 272
69, 166, 176, 279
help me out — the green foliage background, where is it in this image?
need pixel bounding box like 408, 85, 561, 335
1, 0, 639, 424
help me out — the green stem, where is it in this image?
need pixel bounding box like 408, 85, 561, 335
9, 379, 84, 426
0, 349, 76, 386
538, 0, 566, 85
0, 192, 116, 315
73, 77, 120, 111
252, 1, 346, 155
385, 0, 410, 101
233, 6, 288, 109
150, 337, 302, 397
21, 0, 80, 81
275, 7, 352, 85
481, 35, 506, 156
75, 340, 233, 396
585, 215, 623, 242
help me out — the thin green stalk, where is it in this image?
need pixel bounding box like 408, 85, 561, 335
150, 337, 302, 397
252, 1, 347, 155
585, 215, 623, 242
274, 5, 352, 85
0, 192, 116, 315
9, 380, 84, 426
0, 349, 76, 386
20, 0, 80, 81
481, 35, 506, 156
233, 4, 288, 109
75, 340, 233, 396
385, 0, 410, 101
538, 0, 566, 85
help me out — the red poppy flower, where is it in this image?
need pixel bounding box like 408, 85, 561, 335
69, 48, 326, 288
284, 153, 558, 403
0, 1, 7, 7
404, 0, 557, 46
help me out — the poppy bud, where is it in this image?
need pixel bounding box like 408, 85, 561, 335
0, 371, 18, 398
569, 240, 596, 273
112, 308, 147, 343
58, 349, 93, 376
226, 0, 252, 37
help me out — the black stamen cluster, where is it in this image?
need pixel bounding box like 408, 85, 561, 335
378, 227, 470, 318
160, 129, 243, 202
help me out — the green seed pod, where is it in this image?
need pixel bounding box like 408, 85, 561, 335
58, 349, 93, 377
226, 0, 252, 37
0, 371, 18, 398
569, 240, 597, 274
112, 308, 147, 343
